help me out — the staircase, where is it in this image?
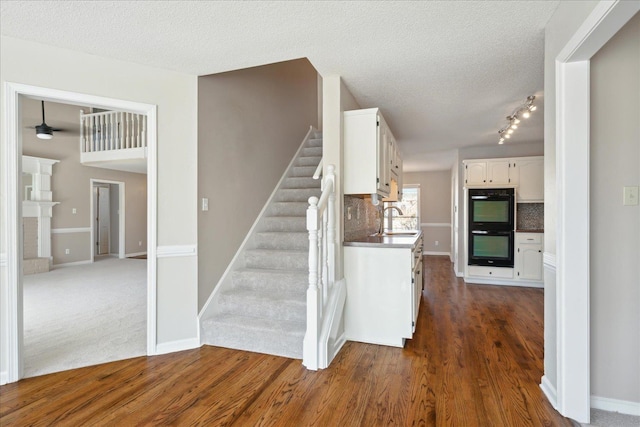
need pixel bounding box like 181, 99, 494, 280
200, 131, 322, 359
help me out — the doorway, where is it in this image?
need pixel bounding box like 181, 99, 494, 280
91, 180, 125, 260
2, 83, 158, 383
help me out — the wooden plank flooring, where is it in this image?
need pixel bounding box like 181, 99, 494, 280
0, 256, 572, 426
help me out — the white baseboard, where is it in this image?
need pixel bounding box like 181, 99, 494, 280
53, 260, 92, 268
125, 251, 147, 258
591, 395, 640, 416
423, 251, 450, 256
0, 370, 8, 385
156, 245, 196, 258
154, 337, 200, 356
455, 271, 464, 278
540, 375, 558, 409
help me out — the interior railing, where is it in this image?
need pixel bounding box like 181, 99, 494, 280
80, 111, 146, 153
303, 164, 346, 370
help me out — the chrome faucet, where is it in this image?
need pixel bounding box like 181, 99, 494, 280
379, 206, 404, 235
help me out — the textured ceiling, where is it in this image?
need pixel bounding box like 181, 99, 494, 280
0, 0, 558, 171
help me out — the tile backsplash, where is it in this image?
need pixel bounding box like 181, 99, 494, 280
517, 203, 544, 231
344, 195, 379, 241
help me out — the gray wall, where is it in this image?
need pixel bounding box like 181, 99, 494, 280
21, 98, 147, 264
198, 58, 318, 311
454, 141, 544, 274
543, 0, 601, 394
404, 170, 452, 254
590, 12, 640, 403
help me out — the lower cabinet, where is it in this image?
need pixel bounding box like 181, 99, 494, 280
343, 235, 423, 347
515, 233, 543, 281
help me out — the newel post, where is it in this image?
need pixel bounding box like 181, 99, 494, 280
303, 196, 320, 370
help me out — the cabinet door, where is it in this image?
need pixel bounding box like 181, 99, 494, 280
377, 119, 391, 195
516, 245, 543, 280
487, 160, 511, 185
465, 161, 486, 185
396, 154, 403, 201
514, 158, 544, 201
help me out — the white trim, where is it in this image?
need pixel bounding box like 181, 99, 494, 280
0, 253, 6, 267
455, 271, 464, 278
52, 260, 93, 268
553, 2, 639, 423
154, 337, 200, 355
420, 222, 451, 228
540, 375, 558, 409
423, 251, 451, 256
590, 396, 640, 416
0, 370, 7, 386
156, 245, 197, 258
126, 251, 147, 258
198, 127, 316, 320
464, 277, 544, 288
2, 82, 158, 381
543, 252, 556, 269
51, 227, 92, 234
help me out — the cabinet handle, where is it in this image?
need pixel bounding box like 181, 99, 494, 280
490, 180, 492, 182
483, 180, 486, 183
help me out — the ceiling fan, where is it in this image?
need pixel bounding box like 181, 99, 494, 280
32, 100, 70, 140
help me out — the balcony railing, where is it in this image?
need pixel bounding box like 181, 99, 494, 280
80, 111, 146, 153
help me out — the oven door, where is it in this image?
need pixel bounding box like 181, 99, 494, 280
468, 230, 514, 267
468, 190, 514, 231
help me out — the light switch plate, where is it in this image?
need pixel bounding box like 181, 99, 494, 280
623, 186, 639, 206
202, 198, 209, 211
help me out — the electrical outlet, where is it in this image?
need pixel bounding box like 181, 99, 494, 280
139, 241, 142, 246
435, 240, 439, 246
623, 186, 639, 206
347, 207, 352, 220
65, 249, 70, 255
202, 198, 209, 211
72, 208, 77, 214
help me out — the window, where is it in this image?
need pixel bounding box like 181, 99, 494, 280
384, 185, 420, 231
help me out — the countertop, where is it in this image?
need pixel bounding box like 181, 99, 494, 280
516, 229, 544, 233
343, 231, 423, 248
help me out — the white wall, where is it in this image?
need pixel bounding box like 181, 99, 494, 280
542, 0, 600, 396
589, 12, 640, 404
0, 36, 199, 380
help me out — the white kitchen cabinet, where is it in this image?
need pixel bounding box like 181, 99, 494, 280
512, 157, 544, 202
487, 160, 511, 185
343, 233, 423, 347
464, 161, 487, 185
344, 108, 395, 197
515, 233, 543, 281
464, 159, 514, 186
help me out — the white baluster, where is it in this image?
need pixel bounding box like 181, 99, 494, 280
326, 164, 336, 287
136, 114, 140, 148
90, 116, 95, 152
80, 112, 85, 153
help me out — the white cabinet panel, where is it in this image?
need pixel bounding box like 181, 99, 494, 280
515, 232, 543, 281
465, 161, 487, 185
513, 158, 544, 202
487, 160, 511, 185
345, 108, 400, 197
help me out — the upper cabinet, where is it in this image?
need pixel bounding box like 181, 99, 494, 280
511, 158, 544, 202
463, 156, 543, 202
344, 108, 402, 198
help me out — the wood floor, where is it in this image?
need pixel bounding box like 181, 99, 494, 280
0, 256, 571, 426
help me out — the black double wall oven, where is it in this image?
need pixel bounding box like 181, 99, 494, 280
468, 188, 515, 268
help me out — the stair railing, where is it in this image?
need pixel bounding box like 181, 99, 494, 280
80, 110, 146, 154
304, 164, 346, 370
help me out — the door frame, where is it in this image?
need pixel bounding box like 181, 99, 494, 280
90, 179, 125, 261
553, 0, 639, 422
2, 82, 158, 383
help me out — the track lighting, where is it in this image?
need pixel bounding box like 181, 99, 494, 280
497, 95, 536, 144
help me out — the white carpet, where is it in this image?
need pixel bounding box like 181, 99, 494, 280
23, 257, 146, 378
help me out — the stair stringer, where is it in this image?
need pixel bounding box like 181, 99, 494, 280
198, 126, 318, 338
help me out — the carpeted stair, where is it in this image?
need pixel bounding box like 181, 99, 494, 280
201, 133, 322, 359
